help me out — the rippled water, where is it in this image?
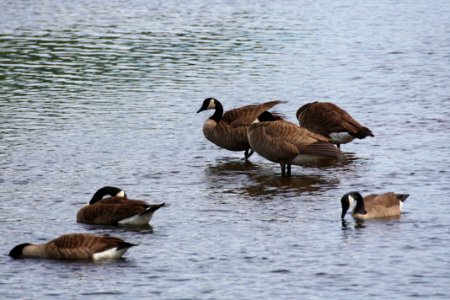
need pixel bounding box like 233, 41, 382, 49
1, 0, 450, 299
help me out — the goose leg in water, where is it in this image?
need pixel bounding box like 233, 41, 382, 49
244, 148, 254, 160
280, 162, 286, 176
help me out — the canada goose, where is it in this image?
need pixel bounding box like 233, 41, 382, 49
247, 111, 344, 176
77, 186, 165, 226
296, 101, 374, 148
341, 191, 409, 220
9, 233, 136, 260
197, 97, 283, 160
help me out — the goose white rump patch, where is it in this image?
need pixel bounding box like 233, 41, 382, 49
330, 132, 355, 144
93, 247, 129, 260
118, 212, 153, 225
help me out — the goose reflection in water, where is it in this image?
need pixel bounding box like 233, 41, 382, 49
203, 157, 348, 200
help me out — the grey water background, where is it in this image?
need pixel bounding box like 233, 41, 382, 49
1, 0, 450, 298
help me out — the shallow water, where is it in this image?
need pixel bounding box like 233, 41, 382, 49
1, 0, 450, 299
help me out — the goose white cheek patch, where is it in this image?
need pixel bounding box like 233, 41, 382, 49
348, 195, 355, 207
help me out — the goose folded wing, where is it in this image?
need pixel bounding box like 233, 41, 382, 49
82, 204, 146, 224
259, 122, 303, 159
364, 193, 401, 208
224, 100, 283, 127
49, 234, 124, 259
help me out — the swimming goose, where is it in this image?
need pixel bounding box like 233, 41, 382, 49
341, 191, 409, 220
296, 101, 374, 149
197, 97, 283, 160
9, 233, 136, 260
247, 111, 343, 176
77, 186, 165, 226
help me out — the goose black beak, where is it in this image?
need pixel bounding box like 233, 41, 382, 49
341, 201, 350, 219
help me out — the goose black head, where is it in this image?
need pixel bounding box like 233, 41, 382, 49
9, 243, 31, 259
340, 191, 364, 219
89, 186, 127, 205
197, 97, 217, 113
254, 111, 284, 123
258, 111, 276, 122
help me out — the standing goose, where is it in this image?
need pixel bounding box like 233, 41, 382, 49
247, 111, 344, 176
197, 97, 283, 160
296, 101, 374, 149
77, 186, 165, 226
341, 191, 409, 220
9, 233, 136, 261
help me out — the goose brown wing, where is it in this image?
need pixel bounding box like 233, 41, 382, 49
254, 121, 330, 160
298, 102, 366, 136
223, 100, 283, 127
298, 142, 343, 158
264, 122, 330, 145
257, 122, 300, 160
278, 124, 341, 157
78, 204, 146, 225
364, 193, 401, 209
336, 109, 370, 137
362, 193, 402, 218
47, 234, 125, 259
